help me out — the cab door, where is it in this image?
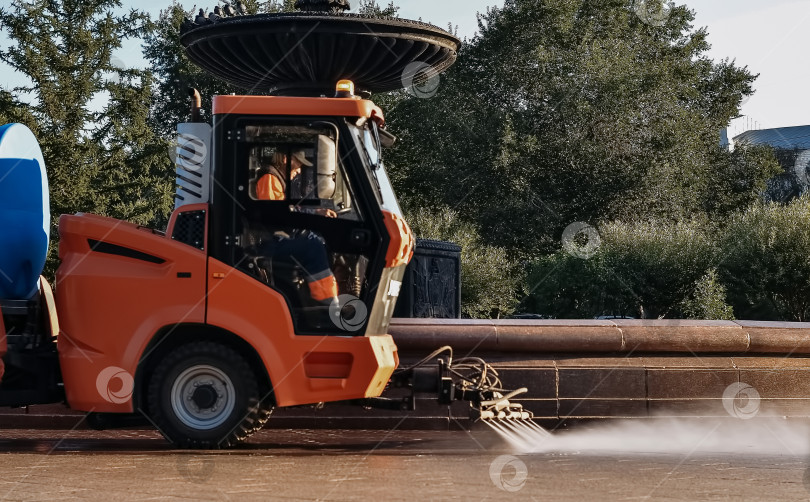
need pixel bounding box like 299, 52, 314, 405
209, 117, 387, 335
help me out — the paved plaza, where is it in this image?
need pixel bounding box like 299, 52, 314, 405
0, 425, 809, 501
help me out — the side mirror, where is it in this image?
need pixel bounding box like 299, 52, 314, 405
379, 127, 397, 149
372, 121, 382, 169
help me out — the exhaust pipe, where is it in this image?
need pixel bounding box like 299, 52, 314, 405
189, 88, 201, 122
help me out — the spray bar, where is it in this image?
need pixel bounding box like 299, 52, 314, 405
357, 346, 542, 424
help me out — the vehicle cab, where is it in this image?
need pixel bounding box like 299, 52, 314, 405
201, 87, 413, 337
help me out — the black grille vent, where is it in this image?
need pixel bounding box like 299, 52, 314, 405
172, 210, 206, 250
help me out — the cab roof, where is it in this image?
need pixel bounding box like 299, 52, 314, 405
212, 95, 384, 125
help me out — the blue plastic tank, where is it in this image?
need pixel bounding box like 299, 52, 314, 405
0, 123, 50, 300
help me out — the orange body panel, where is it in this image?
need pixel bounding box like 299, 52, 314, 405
56, 201, 398, 411
213, 95, 385, 125
206, 257, 398, 407
56, 210, 208, 412
382, 210, 415, 268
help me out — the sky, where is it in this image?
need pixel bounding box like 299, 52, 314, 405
1, 0, 808, 129
685, 0, 810, 131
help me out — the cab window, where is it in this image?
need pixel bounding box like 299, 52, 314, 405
245, 125, 360, 220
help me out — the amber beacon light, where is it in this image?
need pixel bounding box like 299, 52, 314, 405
335, 80, 355, 98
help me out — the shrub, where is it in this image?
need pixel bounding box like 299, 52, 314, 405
678, 269, 735, 320
719, 197, 810, 321
524, 219, 720, 318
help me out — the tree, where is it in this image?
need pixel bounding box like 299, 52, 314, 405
762, 146, 810, 203
0, 0, 174, 275
679, 269, 734, 320
356, 0, 399, 17
384, 0, 774, 258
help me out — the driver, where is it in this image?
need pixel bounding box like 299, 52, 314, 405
255, 150, 338, 306
257, 150, 305, 200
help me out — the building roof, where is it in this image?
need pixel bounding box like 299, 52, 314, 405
733, 125, 810, 150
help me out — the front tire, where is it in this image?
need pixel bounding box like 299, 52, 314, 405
147, 342, 262, 449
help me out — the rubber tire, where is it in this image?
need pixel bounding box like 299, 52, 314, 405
147, 342, 261, 449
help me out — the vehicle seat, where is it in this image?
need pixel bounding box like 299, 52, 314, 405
248, 168, 259, 199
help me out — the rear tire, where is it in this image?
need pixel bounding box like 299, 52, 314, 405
147, 342, 262, 449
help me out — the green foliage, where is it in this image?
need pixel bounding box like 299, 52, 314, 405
598, 219, 720, 319
522, 251, 607, 318
356, 0, 399, 16
266, 0, 299, 12
678, 269, 735, 320
704, 144, 782, 216
719, 197, 810, 321
764, 147, 809, 203
524, 219, 719, 318
525, 203, 810, 321
0, 0, 174, 277
143, 2, 241, 137
385, 0, 772, 257
0, 90, 35, 126
405, 205, 523, 318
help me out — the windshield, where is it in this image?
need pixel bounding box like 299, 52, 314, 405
374, 164, 402, 215
350, 123, 402, 216
363, 128, 379, 167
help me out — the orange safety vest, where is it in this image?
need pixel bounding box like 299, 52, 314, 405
256, 172, 285, 200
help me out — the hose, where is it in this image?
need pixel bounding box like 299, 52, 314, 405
395, 347, 523, 411
480, 387, 529, 408
393, 345, 453, 374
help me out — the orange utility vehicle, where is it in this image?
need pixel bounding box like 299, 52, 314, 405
1, 84, 413, 446
0, 7, 534, 448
